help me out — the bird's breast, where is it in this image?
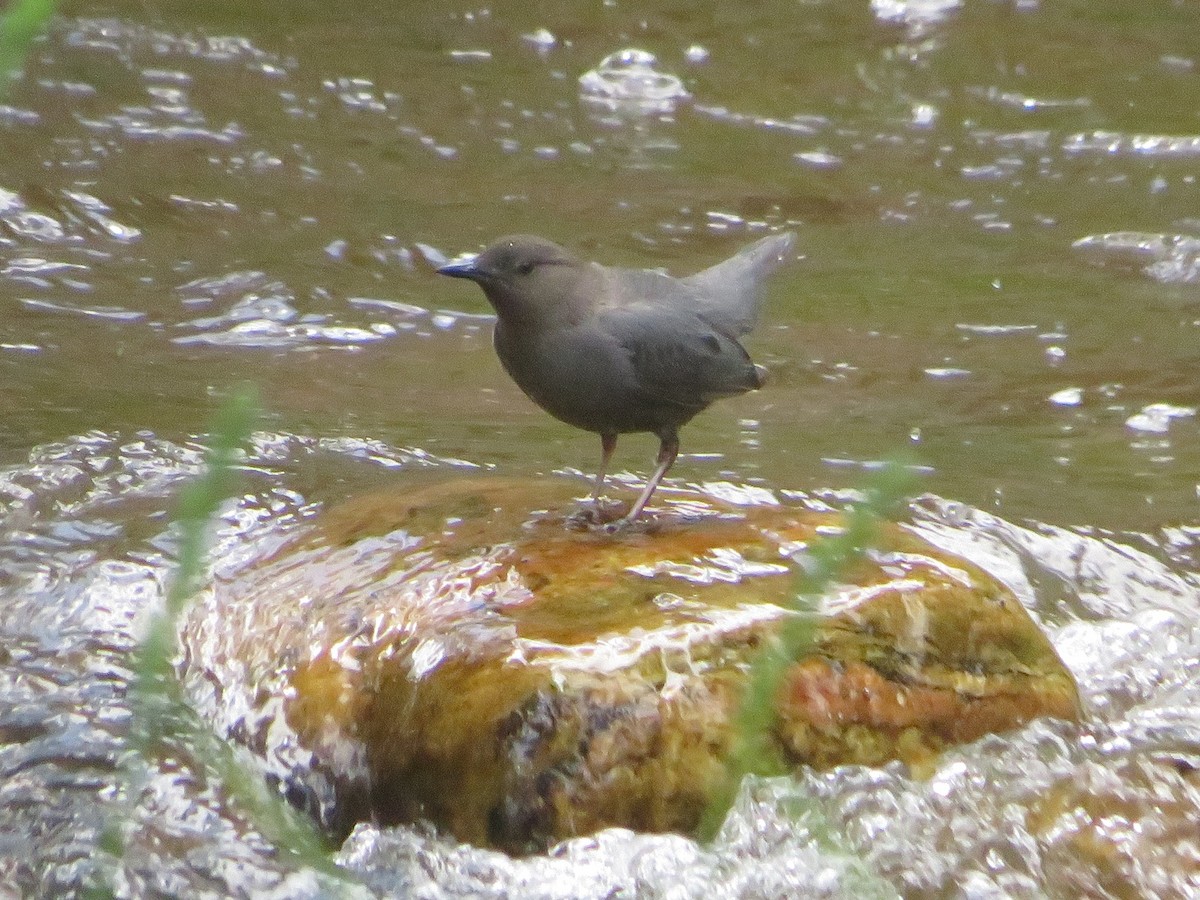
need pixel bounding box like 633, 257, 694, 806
492, 321, 694, 435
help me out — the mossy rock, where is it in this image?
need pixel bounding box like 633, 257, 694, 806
182, 476, 1079, 853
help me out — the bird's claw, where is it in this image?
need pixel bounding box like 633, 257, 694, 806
564, 498, 659, 533
566, 499, 625, 527
601, 516, 637, 534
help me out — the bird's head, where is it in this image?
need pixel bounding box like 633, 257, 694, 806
438, 235, 587, 326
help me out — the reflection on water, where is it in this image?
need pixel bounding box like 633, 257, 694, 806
2, 0, 1200, 895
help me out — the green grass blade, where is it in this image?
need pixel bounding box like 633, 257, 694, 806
0, 0, 58, 94
93, 386, 364, 895
698, 458, 918, 891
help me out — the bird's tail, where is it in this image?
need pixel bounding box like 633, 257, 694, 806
683, 231, 797, 335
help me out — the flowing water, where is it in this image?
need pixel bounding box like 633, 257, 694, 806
1, 1, 1199, 897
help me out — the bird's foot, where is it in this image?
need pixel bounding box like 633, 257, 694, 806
599, 513, 659, 535
565, 498, 666, 533
566, 498, 626, 528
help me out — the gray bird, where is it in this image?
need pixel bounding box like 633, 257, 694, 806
438, 231, 796, 523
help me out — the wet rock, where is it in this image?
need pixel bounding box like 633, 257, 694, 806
182, 477, 1079, 853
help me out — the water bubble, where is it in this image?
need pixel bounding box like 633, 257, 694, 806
522, 28, 556, 53
1049, 387, 1083, 407
1125, 403, 1196, 434
911, 103, 938, 128
794, 150, 843, 170
872, 0, 964, 31
578, 48, 691, 114
924, 367, 971, 380
1160, 54, 1196, 73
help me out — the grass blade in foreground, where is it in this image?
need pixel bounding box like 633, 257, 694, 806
96, 386, 362, 896
698, 460, 918, 891
0, 0, 58, 95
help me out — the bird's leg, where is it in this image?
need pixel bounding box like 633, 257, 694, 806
623, 432, 679, 522
592, 432, 617, 504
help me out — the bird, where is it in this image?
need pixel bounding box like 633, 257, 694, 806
437, 231, 796, 524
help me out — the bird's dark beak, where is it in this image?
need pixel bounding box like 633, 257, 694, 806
437, 257, 483, 281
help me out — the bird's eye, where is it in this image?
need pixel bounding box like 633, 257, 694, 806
516, 260, 535, 276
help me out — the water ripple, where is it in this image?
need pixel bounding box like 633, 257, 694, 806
1073, 232, 1200, 284
1063, 131, 1200, 158
18, 298, 145, 322
65, 18, 288, 71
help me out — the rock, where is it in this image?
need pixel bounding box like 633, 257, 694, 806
182, 476, 1080, 853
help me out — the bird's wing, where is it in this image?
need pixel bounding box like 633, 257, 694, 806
680, 231, 797, 335
598, 305, 762, 410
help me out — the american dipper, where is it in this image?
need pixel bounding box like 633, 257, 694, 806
438, 231, 796, 523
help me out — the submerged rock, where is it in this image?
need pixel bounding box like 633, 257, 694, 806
182, 476, 1079, 853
